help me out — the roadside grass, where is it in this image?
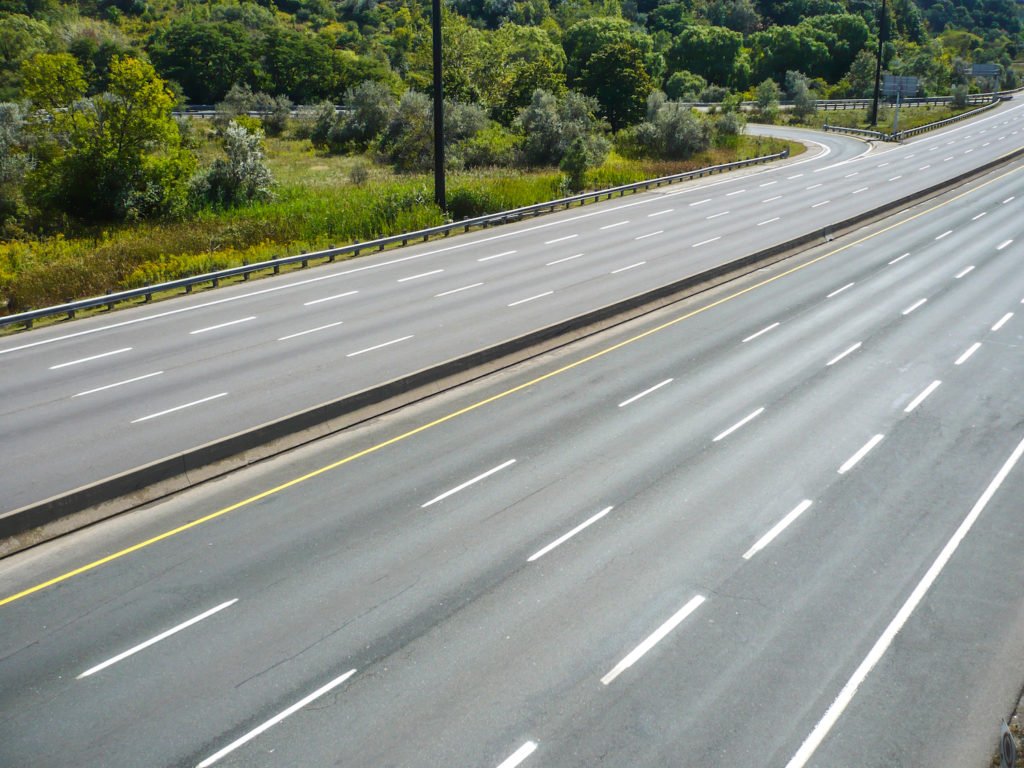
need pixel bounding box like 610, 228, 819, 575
797, 104, 982, 132
0, 133, 799, 323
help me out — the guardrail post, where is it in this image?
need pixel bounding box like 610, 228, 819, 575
24, 319, 32, 329
145, 292, 152, 302
274, 264, 280, 274
301, 259, 308, 268
185, 285, 192, 294
212, 278, 219, 288
67, 310, 75, 320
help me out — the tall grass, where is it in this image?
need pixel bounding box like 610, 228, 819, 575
0, 135, 797, 315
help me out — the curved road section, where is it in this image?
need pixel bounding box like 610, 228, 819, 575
1, 100, 1023, 515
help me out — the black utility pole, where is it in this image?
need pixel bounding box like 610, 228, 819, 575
432, 0, 446, 211
870, 0, 887, 126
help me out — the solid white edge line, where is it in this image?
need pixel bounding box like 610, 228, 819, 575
496, 741, 538, 768
189, 316, 256, 335
397, 269, 443, 282
435, 282, 484, 297
902, 298, 927, 315
743, 322, 780, 343
611, 262, 646, 274
304, 290, 358, 306
73, 370, 164, 398
827, 283, 854, 298
508, 291, 553, 307
786, 432, 1024, 768
827, 342, 861, 366
955, 342, 981, 365
838, 434, 884, 474
904, 380, 942, 413
997, 239, 1013, 250
992, 312, 1013, 331
79, 599, 238, 679
277, 321, 343, 341
50, 347, 132, 370
742, 500, 813, 560
601, 595, 706, 685
346, 335, 414, 357
131, 392, 228, 424
196, 668, 357, 768
619, 378, 673, 407
422, 459, 516, 508
713, 407, 765, 442
528, 506, 613, 562
954, 266, 974, 279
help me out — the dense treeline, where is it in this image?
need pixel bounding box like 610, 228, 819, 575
0, 0, 1020, 236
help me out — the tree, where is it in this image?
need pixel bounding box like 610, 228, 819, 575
702, 0, 761, 34
626, 99, 711, 159
0, 14, 54, 101
26, 55, 195, 221
755, 77, 781, 119
193, 121, 274, 207
786, 70, 817, 119
664, 70, 706, 101
0, 102, 31, 230
148, 20, 263, 103
666, 25, 743, 86
486, 24, 567, 124
749, 25, 830, 84
515, 89, 608, 167
20, 52, 86, 111
563, 17, 654, 83
579, 41, 653, 129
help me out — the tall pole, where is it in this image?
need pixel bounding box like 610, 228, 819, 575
432, 0, 446, 212
870, 0, 887, 126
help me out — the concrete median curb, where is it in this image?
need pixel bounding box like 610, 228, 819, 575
3, 144, 1023, 557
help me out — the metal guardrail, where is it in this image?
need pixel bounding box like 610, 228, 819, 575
824, 98, 1004, 142
0, 149, 788, 330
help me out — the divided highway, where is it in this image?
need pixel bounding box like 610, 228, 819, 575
1, 158, 1022, 766
2, 99, 1024, 514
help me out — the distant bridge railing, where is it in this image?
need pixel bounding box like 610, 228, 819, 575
1, 150, 788, 330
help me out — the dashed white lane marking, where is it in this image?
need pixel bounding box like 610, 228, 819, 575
713, 407, 765, 442
726, 189, 746, 196
131, 392, 228, 424
992, 312, 1013, 331
196, 668, 358, 768
508, 291, 553, 306
611, 261, 646, 274
998, 239, 1013, 250
304, 290, 357, 306
955, 266, 974, 279
346, 335, 414, 357
838, 434, 884, 474
762, 196, 782, 203
964, 148, 974, 154
877, 162, 890, 167
971, 212, 986, 220
478, 250, 517, 262
635, 231, 663, 240
955, 342, 981, 365
827, 342, 861, 366
79, 599, 237, 679
422, 459, 516, 508
600, 220, 630, 230
888, 175, 903, 182
692, 237, 721, 247
788, 174, 804, 179
743, 322, 779, 343
902, 298, 927, 315
811, 200, 830, 208
742, 500, 813, 560
689, 199, 711, 207
935, 230, 952, 240
888, 253, 909, 265
648, 209, 673, 217
398, 269, 443, 282
545, 234, 578, 245
496, 741, 538, 768
600, 595, 706, 685
619, 378, 673, 407
827, 283, 854, 298
844, 172, 858, 178
50, 347, 132, 370
943, 156, 954, 162
918, 165, 931, 170
436, 282, 484, 297
786, 433, 1024, 768
706, 211, 729, 220
760, 181, 777, 187
904, 380, 941, 413
73, 371, 163, 398
528, 506, 614, 562
852, 187, 868, 194
1004, 197, 1016, 204
190, 317, 255, 335
277, 321, 343, 341
546, 254, 582, 266
758, 217, 781, 226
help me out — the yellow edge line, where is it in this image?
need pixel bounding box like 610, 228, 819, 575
2, 161, 1021, 609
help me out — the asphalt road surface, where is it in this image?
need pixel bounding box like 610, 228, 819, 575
1, 158, 1022, 767
2, 101, 1024, 512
